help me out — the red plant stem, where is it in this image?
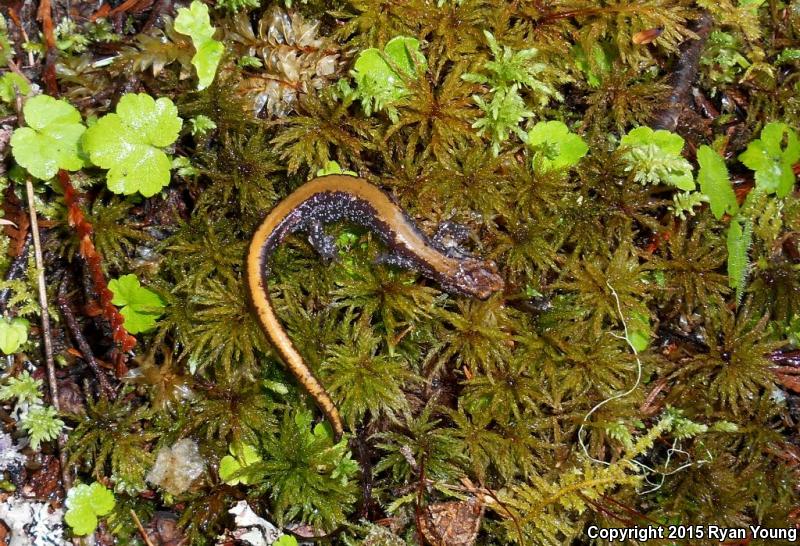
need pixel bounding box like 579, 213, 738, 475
36, 0, 59, 95
57, 170, 136, 375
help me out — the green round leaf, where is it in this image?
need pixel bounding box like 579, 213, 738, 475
527, 120, 588, 171
10, 95, 86, 180
174, 0, 216, 43
109, 274, 166, 334
193, 39, 224, 90
0, 317, 29, 355
383, 36, 426, 76
65, 504, 97, 536
82, 93, 182, 197
175, 1, 223, 91
87, 482, 116, 516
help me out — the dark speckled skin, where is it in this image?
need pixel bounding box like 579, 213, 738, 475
247, 176, 504, 439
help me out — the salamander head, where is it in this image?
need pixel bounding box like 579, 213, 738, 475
451, 259, 505, 300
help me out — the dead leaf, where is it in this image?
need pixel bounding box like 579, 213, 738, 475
418, 497, 484, 546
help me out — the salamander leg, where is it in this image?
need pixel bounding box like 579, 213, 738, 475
432, 221, 472, 258
307, 220, 338, 263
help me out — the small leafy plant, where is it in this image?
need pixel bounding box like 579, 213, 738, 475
0, 371, 63, 449
0, 72, 30, 103
697, 144, 738, 220
174, 0, 224, 90
619, 127, 694, 190
108, 274, 166, 334
82, 93, 182, 197
349, 35, 426, 121
0, 371, 42, 406
20, 405, 64, 450
0, 317, 29, 355
219, 442, 261, 485
463, 30, 560, 155
316, 160, 356, 177
738, 122, 800, 197
64, 482, 116, 536
526, 120, 588, 172
10, 95, 86, 180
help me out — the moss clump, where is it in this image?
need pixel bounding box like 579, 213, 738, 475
1, 0, 799, 544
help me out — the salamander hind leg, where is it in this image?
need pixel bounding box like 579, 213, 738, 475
307, 220, 338, 263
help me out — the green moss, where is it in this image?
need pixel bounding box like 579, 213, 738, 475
2, 1, 793, 543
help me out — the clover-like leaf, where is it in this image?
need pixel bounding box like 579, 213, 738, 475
175, 0, 223, 90
65, 482, 116, 536
697, 145, 738, 220
82, 93, 182, 197
0, 317, 28, 355
738, 122, 800, 197
109, 274, 166, 334
219, 442, 262, 485
274, 536, 299, 546
527, 120, 588, 171
10, 95, 86, 180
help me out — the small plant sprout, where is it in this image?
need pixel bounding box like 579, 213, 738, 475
64, 482, 116, 536
0, 371, 42, 406
350, 36, 426, 121
471, 85, 532, 155
697, 145, 738, 220
174, 0, 224, 90
0, 317, 29, 355
316, 160, 357, 177
463, 30, 561, 155
619, 127, 695, 190
219, 442, 261, 485
727, 218, 753, 304
20, 405, 64, 450
738, 122, 800, 197
189, 114, 217, 136
10, 95, 86, 180
526, 120, 588, 172
82, 93, 183, 197
108, 274, 166, 334
0, 72, 30, 103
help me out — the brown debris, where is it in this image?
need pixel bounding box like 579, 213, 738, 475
417, 497, 484, 546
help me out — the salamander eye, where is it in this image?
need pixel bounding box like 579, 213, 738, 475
456, 260, 505, 300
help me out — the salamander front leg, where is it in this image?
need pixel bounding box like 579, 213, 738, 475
432, 221, 472, 258
307, 220, 338, 263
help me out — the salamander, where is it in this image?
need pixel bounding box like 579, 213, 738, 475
247, 175, 505, 440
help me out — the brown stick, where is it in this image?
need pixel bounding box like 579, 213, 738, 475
24, 178, 72, 494
130, 510, 156, 546
651, 12, 713, 131
57, 278, 116, 399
